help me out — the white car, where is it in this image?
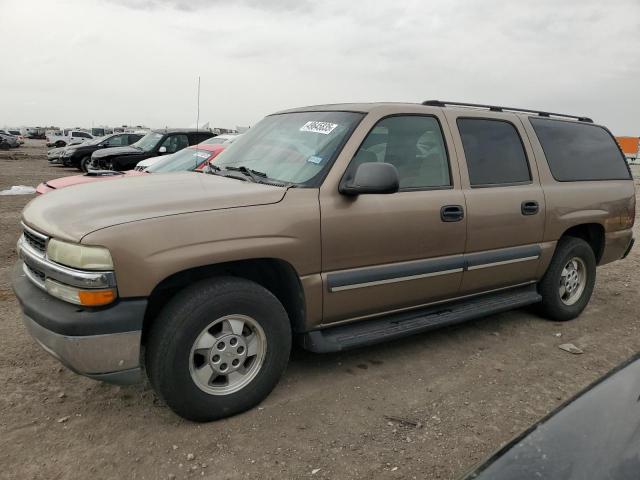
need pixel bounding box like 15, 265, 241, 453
46, 129, 94, 147
134, 154, 169, 171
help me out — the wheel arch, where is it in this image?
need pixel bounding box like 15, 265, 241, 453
560, 223, 605, 264
141, 258, 307, 345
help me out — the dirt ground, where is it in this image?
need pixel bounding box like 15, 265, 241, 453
1, 140, 639, 480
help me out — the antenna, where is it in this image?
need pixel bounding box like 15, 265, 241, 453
195, 76, 201, 170
196, 76, 201, 132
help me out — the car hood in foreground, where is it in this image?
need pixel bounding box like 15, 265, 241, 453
463, 354, 640, 480
43, 170, 144, 190
22, 172, 288, 242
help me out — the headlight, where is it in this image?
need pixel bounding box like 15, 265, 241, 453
47, 238, 114, 270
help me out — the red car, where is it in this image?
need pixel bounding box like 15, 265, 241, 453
36, 144, 225, 195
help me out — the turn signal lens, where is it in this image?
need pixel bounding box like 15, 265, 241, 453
78, 289, 117, 306
45, 279, 117, 306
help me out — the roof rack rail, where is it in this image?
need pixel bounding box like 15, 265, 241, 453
422, 100, 593, 123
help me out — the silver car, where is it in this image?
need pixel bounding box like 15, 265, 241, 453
0, 133, 19, 148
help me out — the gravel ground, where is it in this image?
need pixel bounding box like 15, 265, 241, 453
1, 140, 639, 480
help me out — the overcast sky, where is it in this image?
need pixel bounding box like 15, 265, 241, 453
0, 0, 638, 134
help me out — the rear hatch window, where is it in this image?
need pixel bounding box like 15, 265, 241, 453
530, 118, 631, 181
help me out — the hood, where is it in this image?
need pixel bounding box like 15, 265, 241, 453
69, 142, 99, 153
92, 145, 140, 159
22, 172, 288, 242
43, 170, 144, 191
137, 155, 162, 168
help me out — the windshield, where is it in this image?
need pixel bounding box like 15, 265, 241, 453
132, 132, 163, 152
86, 136, 106, 146
213, 111, 363, 186
146, 147, 214, 173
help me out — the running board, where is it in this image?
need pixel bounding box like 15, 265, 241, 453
302, 285, 541, 353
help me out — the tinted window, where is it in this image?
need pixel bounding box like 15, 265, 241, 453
348, 115, 451, 189
105, 134, 127, 147
127, 134, 143, 144
191, 133, 213, 144
161, 134, 189, 153
530, 118, 630, 181
458, 119, 530, 186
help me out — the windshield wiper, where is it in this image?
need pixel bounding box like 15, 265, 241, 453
224, 166, 268, 183
203, 163, 248, 182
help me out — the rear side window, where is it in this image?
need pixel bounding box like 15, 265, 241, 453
105, 134, 127, 146
530, 118, 631, 181
191, 133, 212, 144
458, 119, 531, 186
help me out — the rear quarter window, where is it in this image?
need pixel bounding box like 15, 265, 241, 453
530, 118, 631, 181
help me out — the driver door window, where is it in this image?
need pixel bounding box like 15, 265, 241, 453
347, 116, 451, 190
105, 135, 127, 147
161, 134, 189, 154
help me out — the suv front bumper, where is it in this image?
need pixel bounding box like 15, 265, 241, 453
12, 261, 147, 385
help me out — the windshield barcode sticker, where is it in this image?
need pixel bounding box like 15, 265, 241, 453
300, 121, 338, 135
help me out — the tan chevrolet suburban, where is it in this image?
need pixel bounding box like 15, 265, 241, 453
13, 101, 635, 421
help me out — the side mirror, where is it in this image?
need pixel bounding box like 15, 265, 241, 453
158, 146, 167, 154
339, 162, 400, 196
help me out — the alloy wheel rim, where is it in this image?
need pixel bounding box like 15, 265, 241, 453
559, 257, 586, 306
189, 314, 266, 396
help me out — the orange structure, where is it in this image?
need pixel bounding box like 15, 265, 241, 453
616, 136, 639, 156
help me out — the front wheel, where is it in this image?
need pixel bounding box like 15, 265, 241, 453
146, 277, 292, 422
55, 140, 66, 148
537, 237, 596, 321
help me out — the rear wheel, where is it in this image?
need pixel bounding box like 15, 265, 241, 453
146, 277, 292, 422
537, 237, 596, 321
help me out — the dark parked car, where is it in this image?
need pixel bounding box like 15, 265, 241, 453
463, 353, 640, 480
62, 133, 145, 171
90, 129, 214, 171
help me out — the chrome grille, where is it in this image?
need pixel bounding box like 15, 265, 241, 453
25, 262, 45, 282
22, 225, 47, 254
23, 261, 46, 290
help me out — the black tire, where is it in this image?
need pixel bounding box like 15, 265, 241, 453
537, 237, 596, 321
79, 156, 91, 172
55, 140, 65, 148
146, 276, 292, 422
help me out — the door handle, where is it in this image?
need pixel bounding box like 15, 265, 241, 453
521, 201, 539, 215
440, 205, 464, 222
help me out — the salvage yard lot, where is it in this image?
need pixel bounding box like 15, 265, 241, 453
1, 140, 639, 480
